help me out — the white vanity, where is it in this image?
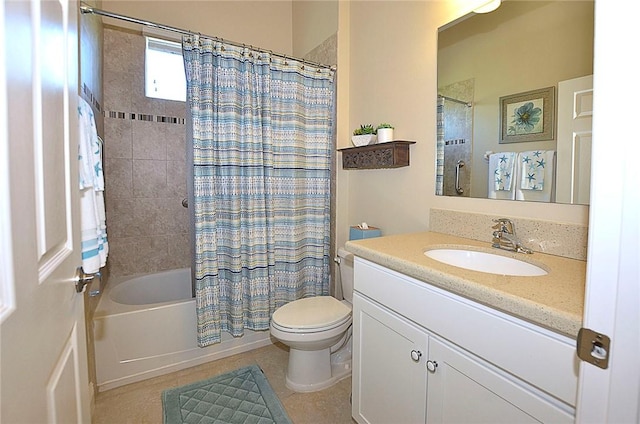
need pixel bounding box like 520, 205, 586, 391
346, 232, 585, 424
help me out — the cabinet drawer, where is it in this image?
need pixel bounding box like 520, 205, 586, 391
354, 258, 578, 408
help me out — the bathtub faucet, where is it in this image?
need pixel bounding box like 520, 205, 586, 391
491, 218, 532, 254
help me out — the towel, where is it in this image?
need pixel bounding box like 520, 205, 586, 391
519, 150, 548, 191
491, 152, 516, 191
78, 97, 108, 273
488, 152, 516, 199
516, 150, 556, 202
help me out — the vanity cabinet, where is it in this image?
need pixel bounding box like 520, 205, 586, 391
352, 258, 577, 424
354, 293, 429, 423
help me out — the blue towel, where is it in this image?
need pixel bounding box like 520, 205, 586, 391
519, 150, 548, 191
490, 152, 516, 191
78, 97, 108, 273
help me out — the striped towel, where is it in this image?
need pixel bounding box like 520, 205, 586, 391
78, 97, 108, 273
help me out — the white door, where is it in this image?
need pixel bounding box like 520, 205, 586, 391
575, 1, 640, 422
555, 75, 592, 205
1, 0, 91, 423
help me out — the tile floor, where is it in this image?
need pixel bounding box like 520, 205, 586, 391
93, 342, 354, 424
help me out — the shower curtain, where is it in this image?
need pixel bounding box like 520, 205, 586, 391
182, 35, 335, 347
436, 96, 445, 195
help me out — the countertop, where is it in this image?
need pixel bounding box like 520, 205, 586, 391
345, 231, 586, 338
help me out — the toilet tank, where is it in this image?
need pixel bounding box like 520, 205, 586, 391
337, 247, 354, 304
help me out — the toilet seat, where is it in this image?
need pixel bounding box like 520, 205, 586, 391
271, 296, 351, 333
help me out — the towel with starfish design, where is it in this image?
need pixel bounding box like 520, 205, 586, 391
519, 150, 549, 190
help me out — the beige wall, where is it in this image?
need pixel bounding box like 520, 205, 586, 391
102, 0, 294, 55
97, 0, 589, 259
292, 0, 338, 57
338, 0, 588, 252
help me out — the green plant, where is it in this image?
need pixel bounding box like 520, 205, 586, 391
353, 124, 375, 136
376, 123, 394, 133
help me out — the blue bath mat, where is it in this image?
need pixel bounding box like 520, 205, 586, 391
162, 364, 292, 424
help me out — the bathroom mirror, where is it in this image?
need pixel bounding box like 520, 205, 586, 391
436, 0, 594, 204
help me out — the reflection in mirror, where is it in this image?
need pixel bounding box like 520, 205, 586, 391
436, 0, 594, 205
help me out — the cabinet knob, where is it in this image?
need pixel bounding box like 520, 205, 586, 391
410, 350, 422, 362
426, 360, 438, 373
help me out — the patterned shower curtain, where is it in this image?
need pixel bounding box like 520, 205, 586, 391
436, 96, 445, 195
182, 35, 335, 347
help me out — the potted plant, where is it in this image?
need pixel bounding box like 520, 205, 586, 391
351, 124, 377, 146
376, 123, 395, 143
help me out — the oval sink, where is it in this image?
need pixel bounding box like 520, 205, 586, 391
424, 249, 547, 276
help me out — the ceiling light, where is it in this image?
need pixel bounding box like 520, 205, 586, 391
474, 0, 501, 14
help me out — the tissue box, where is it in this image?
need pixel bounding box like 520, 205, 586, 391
349, 226, 382, 240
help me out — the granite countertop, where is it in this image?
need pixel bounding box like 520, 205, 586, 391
345, 231, 586, 338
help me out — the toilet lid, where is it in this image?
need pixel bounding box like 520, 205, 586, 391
272, 296, 351, 330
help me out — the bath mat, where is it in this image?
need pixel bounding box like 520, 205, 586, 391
162, 364, 292, 424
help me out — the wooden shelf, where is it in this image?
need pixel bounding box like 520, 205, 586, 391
338, 140, 416, 169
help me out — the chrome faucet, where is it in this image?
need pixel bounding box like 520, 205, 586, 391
491, 218, 532, 254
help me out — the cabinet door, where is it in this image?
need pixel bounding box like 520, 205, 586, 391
353, 293, 429, 424
426, 337, 574, 424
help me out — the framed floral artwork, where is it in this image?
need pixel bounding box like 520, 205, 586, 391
499, 86, 555, 143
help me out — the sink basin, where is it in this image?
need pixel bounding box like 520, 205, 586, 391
424, 248, 547, 276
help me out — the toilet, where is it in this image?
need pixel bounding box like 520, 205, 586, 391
270, 247, 354, 392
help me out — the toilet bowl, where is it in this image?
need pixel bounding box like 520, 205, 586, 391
269, 248, 354, 392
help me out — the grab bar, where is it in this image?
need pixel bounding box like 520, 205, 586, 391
455, 160, 465, 194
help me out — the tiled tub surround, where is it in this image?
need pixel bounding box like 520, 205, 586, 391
103, 26, 190, 277
346, 232, 586, 338
429, 208, 588, 261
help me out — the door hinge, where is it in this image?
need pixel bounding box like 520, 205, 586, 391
576, 327, 610, 369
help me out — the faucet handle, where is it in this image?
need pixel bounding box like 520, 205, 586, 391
492, 218, 514, 233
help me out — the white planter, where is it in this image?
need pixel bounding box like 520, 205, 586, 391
376, 128, 394, 143
351, 134, 377, 147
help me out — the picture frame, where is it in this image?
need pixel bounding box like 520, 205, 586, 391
499, 86, 555, 144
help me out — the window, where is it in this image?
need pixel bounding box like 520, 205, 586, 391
145, 37, 186, 102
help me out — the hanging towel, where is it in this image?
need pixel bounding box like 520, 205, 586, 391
78, 97, 108, 273
519, 150, 548, 190
488, 152, 516, 199
516, 150, 556, 202
492, 152, 516, 191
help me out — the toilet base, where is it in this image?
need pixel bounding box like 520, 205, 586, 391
285, 346, 352, 393
285, 349, 351, 393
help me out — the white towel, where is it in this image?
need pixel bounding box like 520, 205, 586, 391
516, 150, 556, 202
492, 152, 516, 191
519, 150, 548, 190
78, 97, 108, 273
488, 153, 516, 199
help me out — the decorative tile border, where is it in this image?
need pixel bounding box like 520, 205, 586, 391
105, 110, 185, 125
82, 83, 103, 113
429, 208, 588, 261
445, 138, 466, 146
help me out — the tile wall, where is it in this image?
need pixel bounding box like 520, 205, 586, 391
103, 27, 190, 277
440, 79, 473, 197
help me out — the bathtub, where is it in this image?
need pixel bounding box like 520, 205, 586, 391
93, 268, 273, 391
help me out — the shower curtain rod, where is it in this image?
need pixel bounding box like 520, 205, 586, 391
438, 94, 472, 107
79, 3, 336, 71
